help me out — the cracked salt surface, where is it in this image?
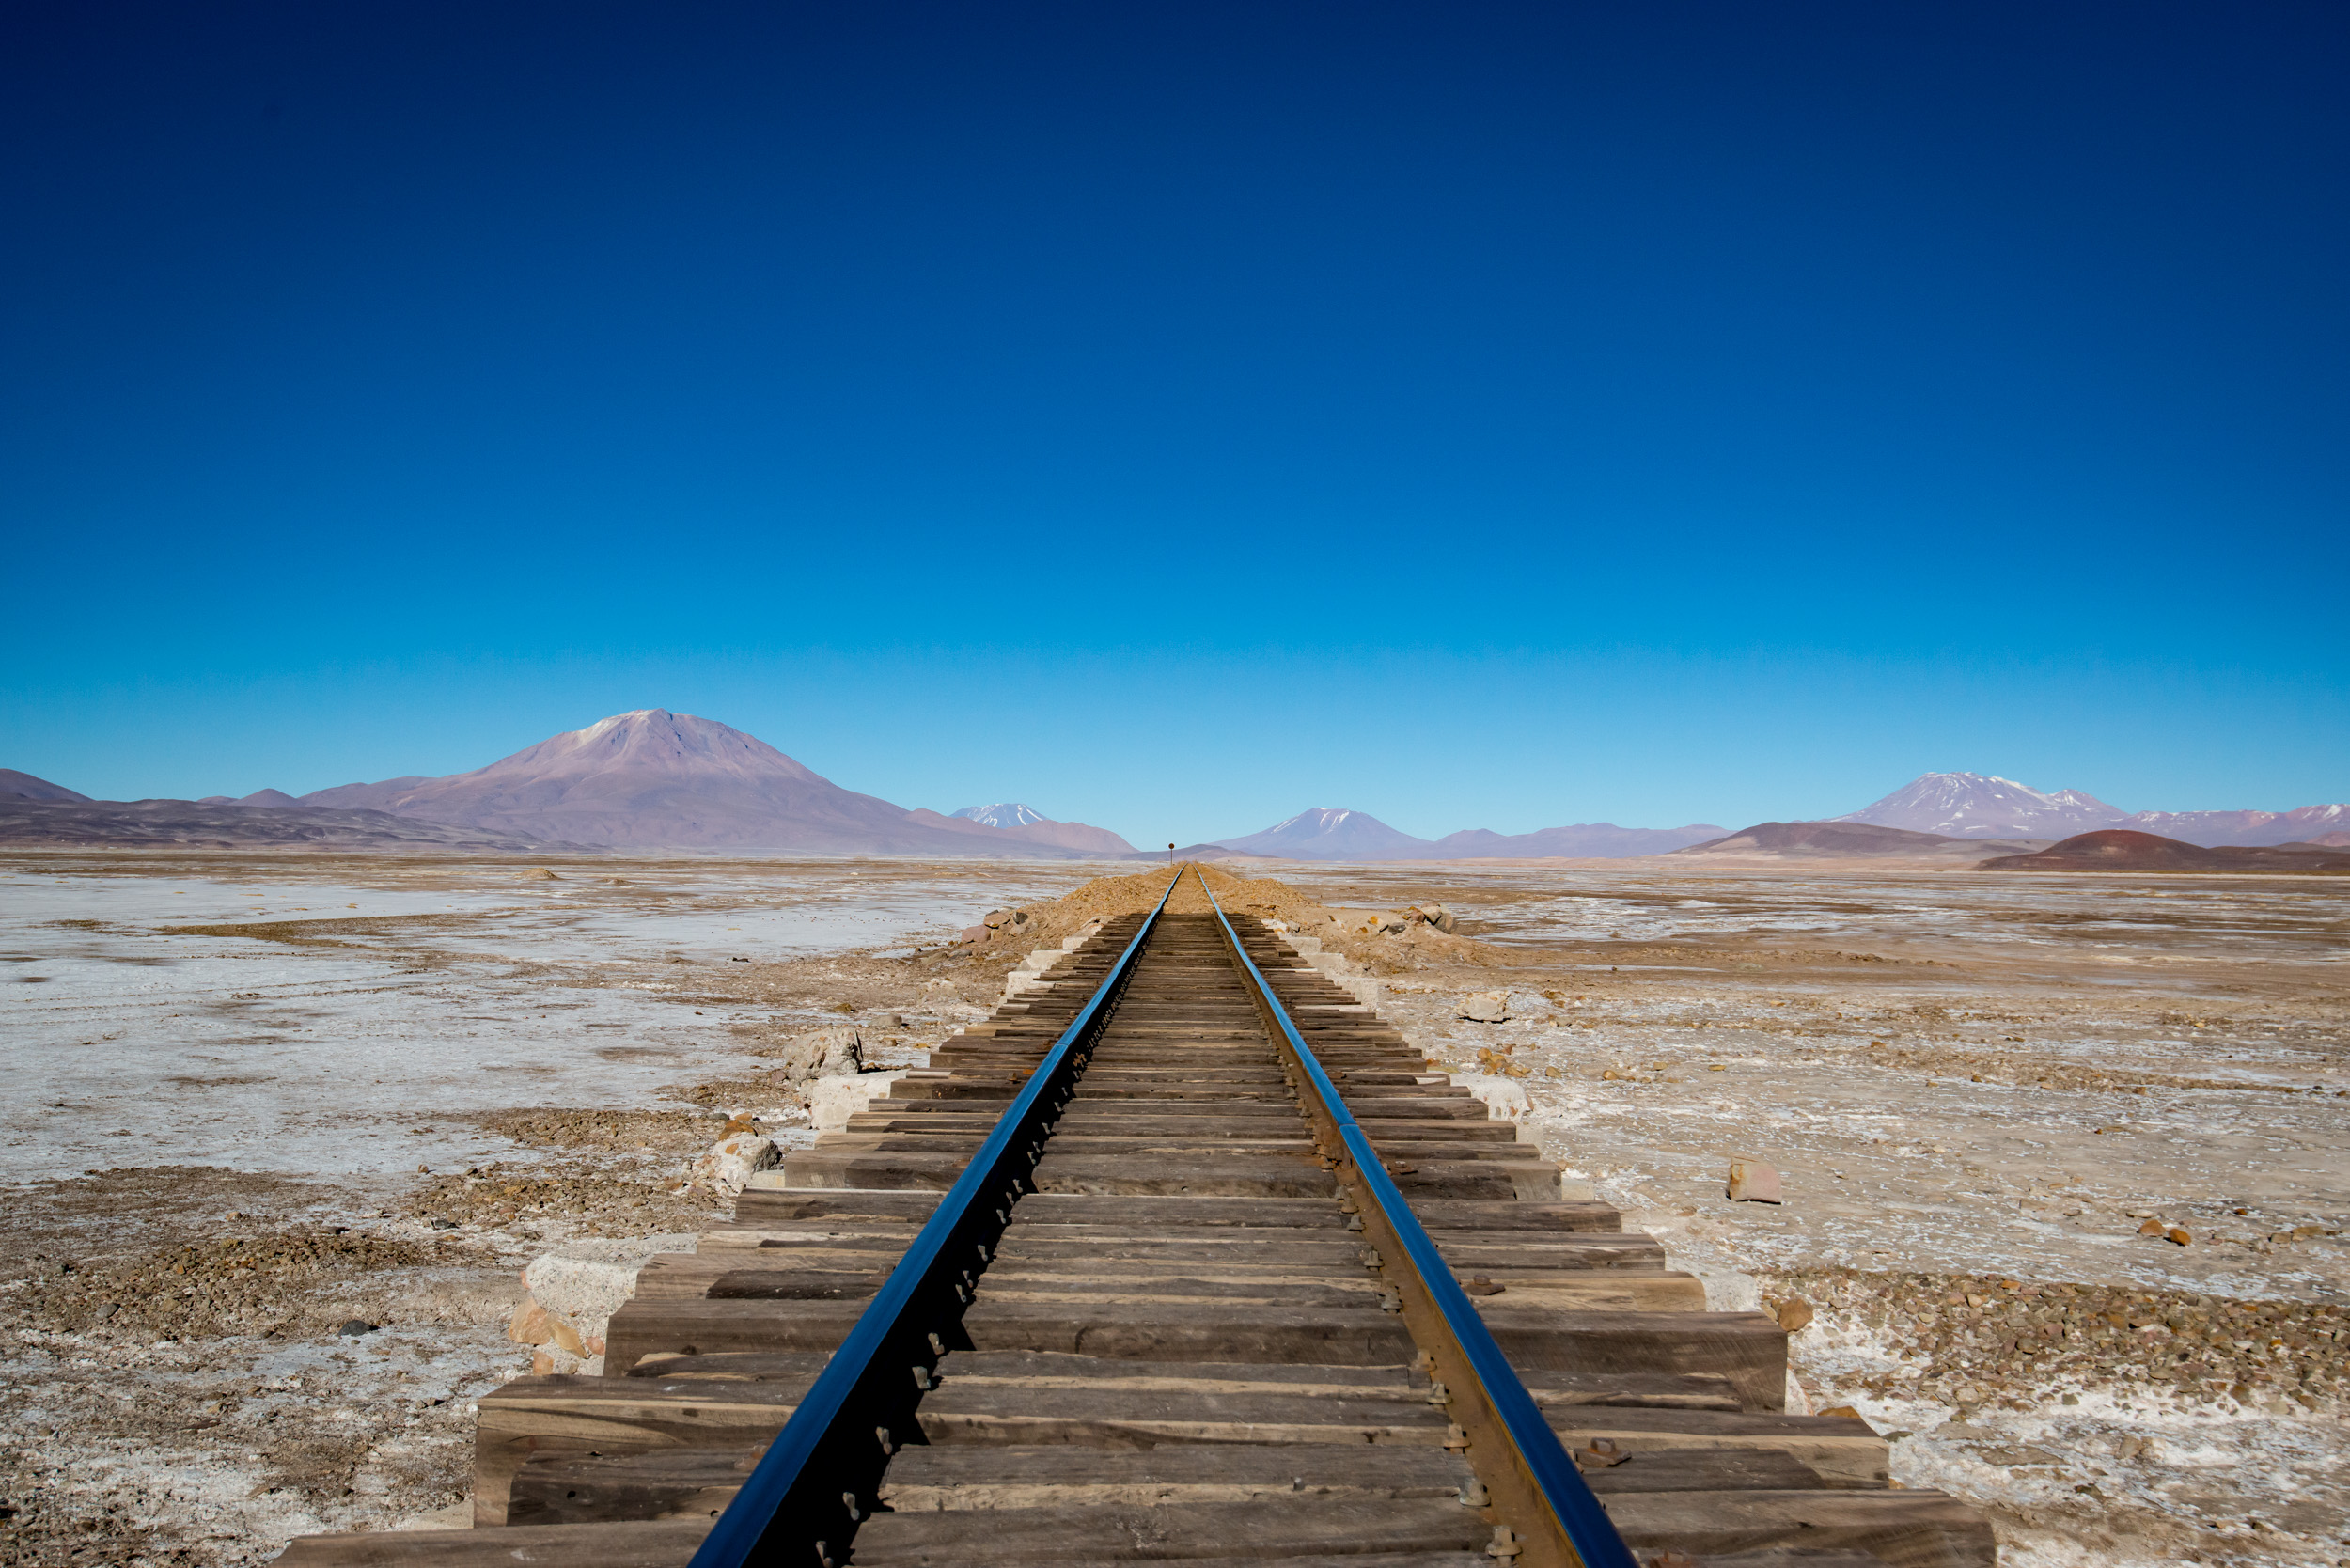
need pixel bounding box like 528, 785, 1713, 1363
0, 862, 1082, 1184
1, 851, 1100, 1563
1272, 859, 2350, 970
3, 1322, 523, 1559
1325, 859, 2350, 1564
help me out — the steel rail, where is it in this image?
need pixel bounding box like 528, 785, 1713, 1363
690, 870, 1184, 1568
1197, 869, 1639, 1568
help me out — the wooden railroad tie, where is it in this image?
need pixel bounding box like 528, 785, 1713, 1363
282, 891, 1995, 1568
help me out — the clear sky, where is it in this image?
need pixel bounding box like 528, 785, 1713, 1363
4, 2, 2344, 847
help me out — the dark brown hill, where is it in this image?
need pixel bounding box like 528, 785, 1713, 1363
1977, 829, 2350, 874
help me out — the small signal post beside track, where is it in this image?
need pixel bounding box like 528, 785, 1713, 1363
284, 869, 1995, 1568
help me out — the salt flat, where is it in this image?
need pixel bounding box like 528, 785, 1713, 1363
2, 848, 2344, 1566
1278, 856, 2350, 1565
0, 855, 1092, 1184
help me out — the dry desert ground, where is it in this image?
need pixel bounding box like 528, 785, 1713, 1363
1, 848, 2344, 1567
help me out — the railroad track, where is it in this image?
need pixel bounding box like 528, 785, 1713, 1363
286, 868, 1995, 1568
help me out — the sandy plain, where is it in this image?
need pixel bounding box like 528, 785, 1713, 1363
1, 848, 2343, 1567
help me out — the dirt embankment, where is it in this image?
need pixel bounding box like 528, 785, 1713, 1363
942, 861, 1506, 984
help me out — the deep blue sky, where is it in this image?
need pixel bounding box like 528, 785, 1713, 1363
4, 2, 2344, 844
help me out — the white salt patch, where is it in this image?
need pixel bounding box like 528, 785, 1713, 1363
0, 863, 1080, 1185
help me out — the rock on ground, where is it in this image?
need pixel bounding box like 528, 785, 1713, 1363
807, 1071, 915, 1132
1449, 1073, 1531, 1122
1458, 990, 1512, 1022
767, 1025, 864, 1081
687, 1132, 779, 1198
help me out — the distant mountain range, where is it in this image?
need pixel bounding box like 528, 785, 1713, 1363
930, 800, 1131, 854
9, 739, 2340, 860
3, 712, 1133, 856
906, 808, 1134, 856
1836, 772, 2349, 847
1198, 771, 2348, 862
1211, 808, 1728, 861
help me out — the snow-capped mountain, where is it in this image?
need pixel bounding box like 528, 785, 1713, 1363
913, 803, 1135, 855
1216, 808, 1435, 860
2123, 803, 2350, 849
952, 804, 1047, 829
1834, 773, 2126, 839
1834, 772, 2350, 847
